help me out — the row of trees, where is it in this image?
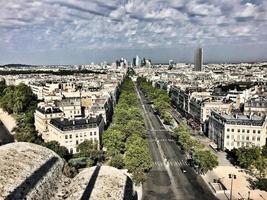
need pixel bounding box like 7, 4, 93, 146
103, 78, 153, 183
138, 78, 173, 125
174, 124, 219, 174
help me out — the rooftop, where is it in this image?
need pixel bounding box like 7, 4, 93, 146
50, 116, 103, 131
36, 106, 63, 114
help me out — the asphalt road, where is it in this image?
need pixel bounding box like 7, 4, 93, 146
135, 84, 217, 200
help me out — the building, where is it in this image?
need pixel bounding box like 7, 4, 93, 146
55, 97, 82, 118
244, 96, 267, 117
34, 102, 64, 139
48, 116, 104, 153
209, 111, 267, 150
194, 47, 203, 71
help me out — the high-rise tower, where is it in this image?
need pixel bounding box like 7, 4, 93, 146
194, 48, 203, 71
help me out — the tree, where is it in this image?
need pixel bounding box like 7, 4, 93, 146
124, 120, 145, 138
162, 111, 173, 125
0, 79, 6, 94
193, 149, 218, 174
236, 147, 261, 169
262, 145, 267, 158
43, 141, 69, 159
255, 178, 267, 192
103, 129, 125, 156
254, 156, 267, 178
110, 154, 125, 169
124, 135, 153, 173
132, 170, 147, 184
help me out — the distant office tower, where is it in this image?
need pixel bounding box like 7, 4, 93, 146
135, 55, 140, 67
194, 48, 203, 71
132, 57, 136, 67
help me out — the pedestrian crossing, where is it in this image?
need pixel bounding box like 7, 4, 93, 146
153, 159, 188, 168
149, 138, 175, 142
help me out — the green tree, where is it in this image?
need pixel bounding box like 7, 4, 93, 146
262, 145, 267, 158
103, 129, 125, 156
124, 134, 153, 173
43, 141, 69, 159
0, 79, 6, 94
124, 120, 145, 138
132, 170, 148, 184
254, 156, 267, 178
255, 178, 267, 192
193, 149, 218, 174
236, 147, 261, 169
110, 154, 125, 169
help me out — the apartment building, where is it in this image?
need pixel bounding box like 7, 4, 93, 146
55, 97, 82, 118
34, 102, 64, 140
209, 111, 267, 150
244, 96, 267, 117
47, 116, 105, 153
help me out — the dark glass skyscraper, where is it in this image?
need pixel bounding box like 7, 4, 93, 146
194, 47, 203, 71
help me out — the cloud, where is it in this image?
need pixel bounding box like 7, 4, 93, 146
0, 0, 266, 54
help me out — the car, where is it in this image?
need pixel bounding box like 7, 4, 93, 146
180, 167, 187, 173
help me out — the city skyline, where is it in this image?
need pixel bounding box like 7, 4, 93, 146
1, 0, 267, 65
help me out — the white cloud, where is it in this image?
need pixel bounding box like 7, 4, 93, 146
0, 0, 266, 52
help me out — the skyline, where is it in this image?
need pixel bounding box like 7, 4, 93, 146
1, 0, 267, 64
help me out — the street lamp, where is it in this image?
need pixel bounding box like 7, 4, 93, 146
229, 173, 237, 200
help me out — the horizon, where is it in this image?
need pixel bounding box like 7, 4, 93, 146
1, 0, 267, 64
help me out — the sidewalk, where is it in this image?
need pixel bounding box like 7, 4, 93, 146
203, 166, 267, 200
0, 108, 16, 133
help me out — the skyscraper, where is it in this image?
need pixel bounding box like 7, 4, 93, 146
194, 47, 203, 71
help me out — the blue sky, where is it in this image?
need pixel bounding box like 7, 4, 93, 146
0, 0, 267, 64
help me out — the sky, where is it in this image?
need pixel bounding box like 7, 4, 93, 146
0, 0, 267, 65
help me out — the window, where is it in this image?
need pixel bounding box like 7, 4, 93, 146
90, 132, 92, 136
76, 140, 79, 145
247, 130, 250, 133
242, 129, 245, 133
246, 136, 249, 141
70, 148, 73, 154
94, 132, 96, 136
226, 135, 230, 139
253, 130, 256, 134
237, 142, 240, 147
237, 129, 240, 133
258, 130, 261, 134
257, 137, 260, 141
227, 128, 230, 132
65, 135, 68, 139
76, 134, 78, 138
231, 129, 234, 132
252, 136, 255, 141
70, 135, 72, 139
